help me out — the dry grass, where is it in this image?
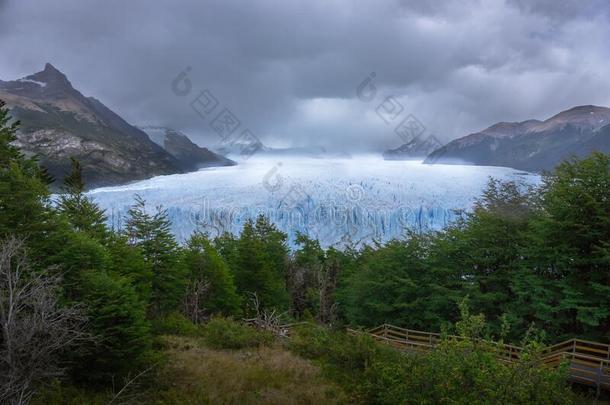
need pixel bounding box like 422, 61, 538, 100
146, 336, 347, 404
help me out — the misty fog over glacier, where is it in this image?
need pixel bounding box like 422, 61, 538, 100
87, 156, 540, 248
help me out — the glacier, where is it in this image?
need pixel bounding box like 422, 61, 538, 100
87, 155, 540, 248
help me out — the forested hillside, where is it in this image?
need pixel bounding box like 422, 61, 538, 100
1, 101, 608, 403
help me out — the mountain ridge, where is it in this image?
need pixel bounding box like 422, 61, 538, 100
0, 64, 231, 189
139, 126, 236, 171
425, 105, 610, 171
383, 135, 443, 160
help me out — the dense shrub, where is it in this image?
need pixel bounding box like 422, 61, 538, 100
289, 324, 402, 397
289, 325, 577, 404
368, 339, 575, 404
32, 380, 107, 405
152, 312, 200, 336
201, 317, 274, 350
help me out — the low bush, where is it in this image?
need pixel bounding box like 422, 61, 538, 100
152, 312, 199, 336
289, 325, 578, 404
32, 380, 108, 405
201, 317, 274, 350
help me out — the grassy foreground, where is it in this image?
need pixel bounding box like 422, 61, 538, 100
144, 335, 346, 404
34, 320, 347, 405
34, 317, 600, 404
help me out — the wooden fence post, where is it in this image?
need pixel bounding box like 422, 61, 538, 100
595, 364, 602, 400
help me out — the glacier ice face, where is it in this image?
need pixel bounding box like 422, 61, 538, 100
87, 155, 540, 248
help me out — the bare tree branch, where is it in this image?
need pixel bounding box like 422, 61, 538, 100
0, 236, 89, 405
182, 279, 210, 324
243, 292, 289, 337
106, 362, 157, 405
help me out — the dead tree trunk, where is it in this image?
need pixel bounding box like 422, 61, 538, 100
318, 259, 339, 324
182, 279, 210, 324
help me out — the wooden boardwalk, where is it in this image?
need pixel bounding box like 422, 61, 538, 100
349, 324, 610, 393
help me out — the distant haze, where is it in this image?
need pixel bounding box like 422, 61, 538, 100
1, 0, 609, 151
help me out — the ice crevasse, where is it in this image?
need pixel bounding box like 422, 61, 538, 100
87, 156, 540, 248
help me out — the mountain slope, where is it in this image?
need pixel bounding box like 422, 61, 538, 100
140, 126, 235, 171
0, 63, 182, 188
383, 135, 443, 160
425, 105, 610, 171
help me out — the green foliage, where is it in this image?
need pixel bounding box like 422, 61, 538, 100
152, 312, 199, 336
76, 270, 151, 382
451, 180, 535, 330
105, 233, 152, 303
0, 100, 22, 165
57, 158, 108, 240
0, 101, 55, 240
124, 195, 186, 315
201, 317, 274, 350
454, 297, 487, 339
217, 216, 289, 311
47, 231, 112, 300
526, 152, 610, 340
337, 234, 459, 331
32, 380, 108, 405
337, 156, 610, 343
254, 215, 289, 282
288, 233, 326, 318
289, 324, 396, 392
0, 98, 607, 401
183, 233, 241, 317
289, 321, 576, 404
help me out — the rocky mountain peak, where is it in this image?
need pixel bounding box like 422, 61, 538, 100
0, 65, 184, 188
25, 63, 73, 91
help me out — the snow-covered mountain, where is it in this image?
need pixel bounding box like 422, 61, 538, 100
88, 155, 539, 248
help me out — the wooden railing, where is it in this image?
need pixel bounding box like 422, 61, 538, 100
348, 324, 610, 392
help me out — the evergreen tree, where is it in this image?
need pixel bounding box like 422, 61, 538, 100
105, 233, 153, 304
224, 218, 289, 310
254, 215, 289, 281
47, 231, 112, 300
0, 101, 55, 241
57, 157, 108, 240
0, 100, 22, 165
182, 233, 241, 319
76, 270, 151, 383
124, 195, 186, 315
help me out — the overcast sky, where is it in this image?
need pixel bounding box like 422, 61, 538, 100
1, 0, 609, 151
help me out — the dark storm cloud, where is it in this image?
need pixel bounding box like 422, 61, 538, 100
507, 0, 609, 20
0, 0, 609, 151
